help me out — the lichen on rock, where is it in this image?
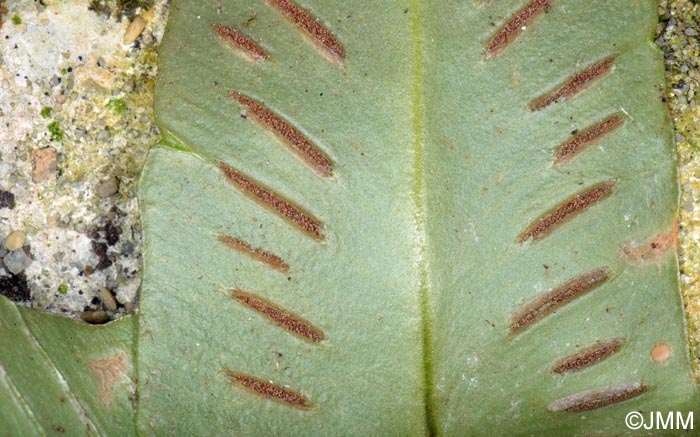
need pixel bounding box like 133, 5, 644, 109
658, 0, 700, 378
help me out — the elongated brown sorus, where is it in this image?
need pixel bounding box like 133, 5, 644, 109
230, 92, 333, 178
218, 235, 289, 272
232, 289, 325, 343
547, 382, 649, 412
218, 162, 323, 240
267, 0, 345, 64
223, 369, 313, 409
551, 337, 624, 374
530, 56, 616, 111
518, 180, 615, 243
213, 24, 268, 62
555, 114, 625, 164
485, 0, 551, 58
510, 267, 609, 333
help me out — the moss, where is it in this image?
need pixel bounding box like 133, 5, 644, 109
57, 284, 68, 294
106, 98, 127, 115
88, 0, 153, 20
40, 106, 52, 119
11, 15, 20, 25
47, 122, 63, 142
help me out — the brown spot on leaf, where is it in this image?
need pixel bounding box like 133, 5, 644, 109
223, 369, 313, 409
230, 92, 333, 177
267, 0, 344, 65
519, 180, 615, 243
218, 235, 289, 272
511, 267, 609, 333
218, 162, 323, 239
548, 382, 649, 412
551, 337, 624, 373
213, 24, 268, 62
232, 289, 324, 342
651, 343, 672, 363
555, 114, 625, 164
485, 0, 551, 58
88, 352, 128, 407
622, 224, 677, 265
530, 56, 616, 111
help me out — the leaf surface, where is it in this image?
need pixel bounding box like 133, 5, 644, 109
0, 296, 136, 435
138, 0, 699, 434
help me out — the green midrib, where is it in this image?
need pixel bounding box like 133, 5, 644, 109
409, 0, 436, 434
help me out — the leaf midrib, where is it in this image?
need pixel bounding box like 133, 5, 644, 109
408, 0, 436, 434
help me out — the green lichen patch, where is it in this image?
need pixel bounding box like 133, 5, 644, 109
47, 122, 63, 142
106, 98, 127, 115
40, 106, 52, 119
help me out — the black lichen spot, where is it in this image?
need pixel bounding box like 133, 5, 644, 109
88, 207, 123, 270
0, 190, 15, 209
92, 242, 112, 270
0, 273, 31, 302
105, 221, 121, 246
88, 0, 152, 21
